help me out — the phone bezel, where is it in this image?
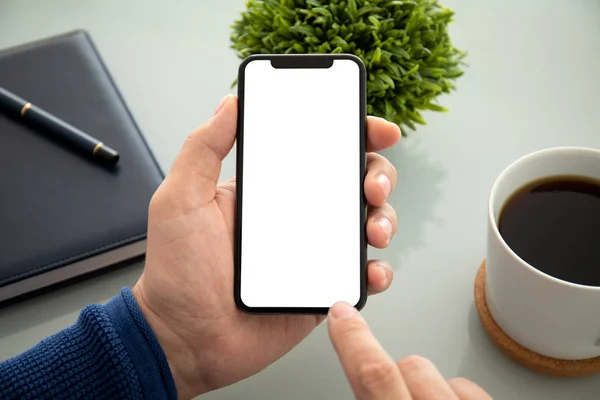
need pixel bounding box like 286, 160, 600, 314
234, 53, 367, 315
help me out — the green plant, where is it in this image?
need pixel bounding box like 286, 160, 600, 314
230, 0, 466, 133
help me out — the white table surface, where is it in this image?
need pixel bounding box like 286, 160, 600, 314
1, 1, 600, 398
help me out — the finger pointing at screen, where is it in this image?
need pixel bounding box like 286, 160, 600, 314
327, 302, 493, 400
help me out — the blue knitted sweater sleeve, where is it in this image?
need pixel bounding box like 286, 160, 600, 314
0, 287, 178, 400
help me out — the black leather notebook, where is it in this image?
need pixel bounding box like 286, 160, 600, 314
0, 30, 163, 301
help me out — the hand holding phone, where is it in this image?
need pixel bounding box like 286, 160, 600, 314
134, 90, 399, 397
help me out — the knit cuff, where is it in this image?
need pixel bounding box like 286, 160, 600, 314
1, 297, 144, 399
104, 287, 178, 400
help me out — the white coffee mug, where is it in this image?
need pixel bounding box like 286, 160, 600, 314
486, 146, 600, 360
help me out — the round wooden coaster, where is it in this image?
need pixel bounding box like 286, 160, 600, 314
474, 260, 600, 377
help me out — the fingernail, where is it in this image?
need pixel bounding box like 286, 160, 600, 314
377, 263, 388, 286
213, 95, 231, 116
329, 302, 359, 320
376, 174, 391, 198
377, 217, 393, 241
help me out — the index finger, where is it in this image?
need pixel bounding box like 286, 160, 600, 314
367, 116, 402, 152
327, 302, 411, 400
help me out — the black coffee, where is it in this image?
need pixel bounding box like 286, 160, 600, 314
498, 175, 600, 286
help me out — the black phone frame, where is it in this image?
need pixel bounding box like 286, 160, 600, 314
234, 53, 367, 315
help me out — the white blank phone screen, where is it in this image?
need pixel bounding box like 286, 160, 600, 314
240, 59, 361, 309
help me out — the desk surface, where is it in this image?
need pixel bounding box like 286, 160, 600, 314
2, 1, 600, 399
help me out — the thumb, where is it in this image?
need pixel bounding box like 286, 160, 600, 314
169, 95, 237, 202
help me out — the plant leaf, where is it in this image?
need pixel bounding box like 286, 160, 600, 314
230, 0, 467, 133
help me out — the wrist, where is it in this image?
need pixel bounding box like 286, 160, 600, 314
132, 279, 209, 400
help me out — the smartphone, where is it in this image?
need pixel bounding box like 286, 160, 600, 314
234, 54, 366, 314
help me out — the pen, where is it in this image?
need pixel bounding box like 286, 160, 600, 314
0, 86, 119, 165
